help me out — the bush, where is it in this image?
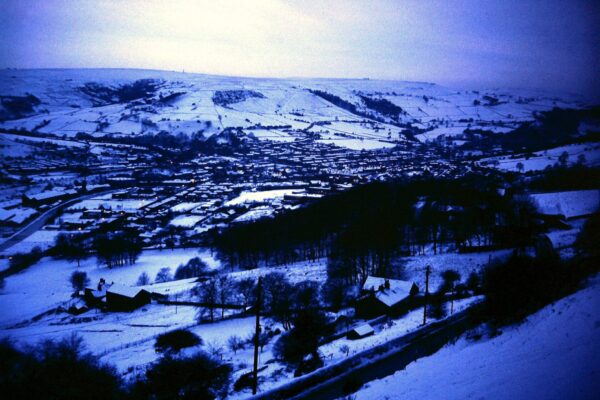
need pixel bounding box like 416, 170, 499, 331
9, 246, 43, 271
155, 329, 202, 353
466, 272, 481, 293
273, 308, 331, 366
576, 212, 600, 258
0, 335, 123, 400
136, 351, 231, 400
482, 253, 584, 324
426, 293, 447, 320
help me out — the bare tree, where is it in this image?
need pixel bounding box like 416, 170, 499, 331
227, 335, 244, 355
136, 272, 151, 286
155, 267, 173, 283
217, 275, 231, 319
196, 279, 219, 322
236, 277, 256, 308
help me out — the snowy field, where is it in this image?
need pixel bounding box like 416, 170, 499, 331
0, 69, 588, 150
0, 248, 219, 327
169, 214, 204, 228
480, 142, 600, 172
2, 229, 74, 256
350, 275, 600, 400
67, 195, 155, 212
225, 189, 300, 206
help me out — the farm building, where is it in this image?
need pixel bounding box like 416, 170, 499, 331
356, 276, 419, 318
106, 284, 151, 311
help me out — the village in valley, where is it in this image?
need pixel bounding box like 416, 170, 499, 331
0, 69, 599, 399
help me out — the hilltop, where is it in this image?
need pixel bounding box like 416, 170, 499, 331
0, 68, 589, 150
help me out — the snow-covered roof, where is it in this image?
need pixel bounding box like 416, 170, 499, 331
9, 208, 37, 224
27, 189, 77, 201
531, 189, 600, 219
363, 276, 418, 308
106, 284, 147, 298
0, 208, 15, 221
352, 323, 375, 337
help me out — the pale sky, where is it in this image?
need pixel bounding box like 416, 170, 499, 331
1, 0, 599, 98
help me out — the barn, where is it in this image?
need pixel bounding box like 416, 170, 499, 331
105, 284, 151, 311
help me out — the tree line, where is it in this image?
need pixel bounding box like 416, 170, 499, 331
212, 175, 542, 284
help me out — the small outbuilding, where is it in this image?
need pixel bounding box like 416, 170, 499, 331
347, 323, 375, 340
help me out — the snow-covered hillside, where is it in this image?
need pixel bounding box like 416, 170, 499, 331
0, 69, 589, 150
350, 275, 600, 400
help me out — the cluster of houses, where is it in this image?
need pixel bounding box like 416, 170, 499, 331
70, 274, 421, 345
1, 126, 463, 242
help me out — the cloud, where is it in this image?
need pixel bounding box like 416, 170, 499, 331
1, 0, 598, 99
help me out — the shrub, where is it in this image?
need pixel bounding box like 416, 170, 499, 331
0, 335, 123, 400
9, 246, 43, 271
155, 329, 202, 353
321, 278, 350, 311
273, 308, 331, 366
466, 272, 481, 293
339, 344, 350, 357
576, 213, 600, 258
137, 351, 231, 400
482, 253, 580, 324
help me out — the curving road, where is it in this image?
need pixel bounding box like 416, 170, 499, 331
0, 190, 113, 253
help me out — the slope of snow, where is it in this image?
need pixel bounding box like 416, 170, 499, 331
0, 69, 589, 150
0, 248, 219, 327
351, 276, 600, 400
481, 143, 600, 172
531, 189, 600, 219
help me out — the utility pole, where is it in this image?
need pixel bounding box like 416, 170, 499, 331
423, 265, 431, 325
252, 277, 262, 395
450, 283, 454, 315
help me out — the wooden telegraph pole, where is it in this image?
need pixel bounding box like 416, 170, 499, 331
450, 282, 455, 314
423, 265, 431, 325
252, 276, 262, 395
